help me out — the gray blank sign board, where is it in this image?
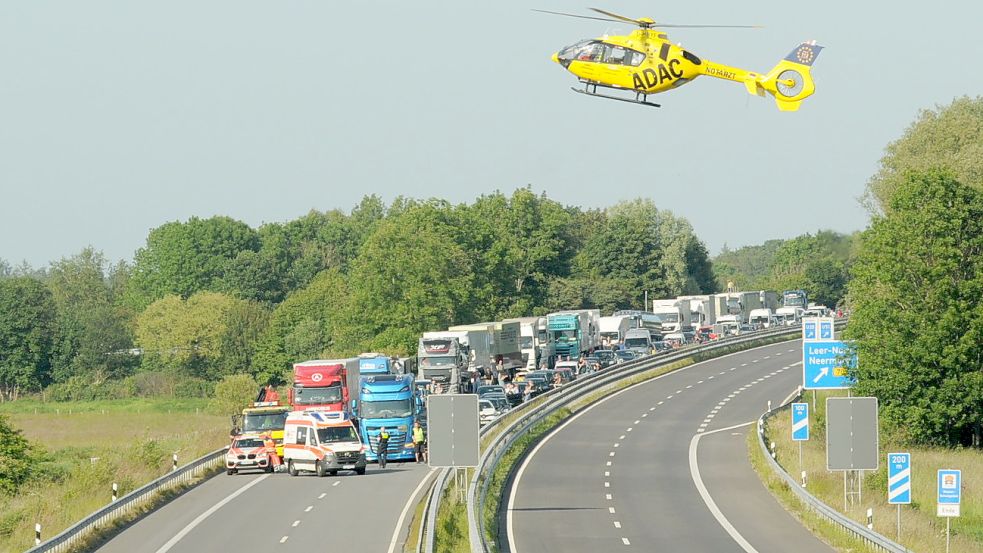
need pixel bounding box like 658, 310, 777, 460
826, 397, 879, 470
427, 394, 479, 468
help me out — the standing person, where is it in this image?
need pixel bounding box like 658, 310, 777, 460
522, 382, 533, 403
412, 421, 427, 463
262, 433, 281, 471
377, 427, 390, 469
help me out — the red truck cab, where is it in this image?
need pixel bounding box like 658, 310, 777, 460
290, 359, 360, 414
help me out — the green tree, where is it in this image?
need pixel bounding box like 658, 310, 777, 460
211, 374, 259, 418
134, 291, 247, 379
0, 278, 56, 399
127, 216, 260, 309
845, 171, 983, 447
346, 204, 476, 354
865, 96, 983, 214
712, 239, 785, 291
46, 248, 137, 382
251, 269, 351, 384
767, 231, 853, 307
0, 414, 34, 495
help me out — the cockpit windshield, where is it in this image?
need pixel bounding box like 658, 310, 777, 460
558, 40, 645, 66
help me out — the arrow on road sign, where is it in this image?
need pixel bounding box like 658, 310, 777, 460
812, 367, 829, 383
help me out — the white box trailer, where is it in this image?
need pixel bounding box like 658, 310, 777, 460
506, 316, 555, 370
481, 320, 523, 372
651, 299, 692, 333
599, 315, 632, 346
445, 325, 495, 371
676, 295, 716, 329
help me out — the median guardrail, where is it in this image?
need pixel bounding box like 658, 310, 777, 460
757, 395, 912, 553
24, 447, 227, 553
417, 322, 807, 553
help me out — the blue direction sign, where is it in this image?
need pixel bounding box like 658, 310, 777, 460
819, 318, 834, 340
803, 340, 856, 390
791, 403, 809, 441
888, 453, 911, 504
803, 319, 817, 341
937, 469, 961, 517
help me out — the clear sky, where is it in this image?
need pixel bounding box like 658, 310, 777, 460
2, 1, 981, 267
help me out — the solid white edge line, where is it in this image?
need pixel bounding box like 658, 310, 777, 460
689, 421, 759, 553
506, 340, 795, 553
386, 467, 438, 553
155, 474, 271, 553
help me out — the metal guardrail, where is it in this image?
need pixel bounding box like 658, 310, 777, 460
25, 447, 227, 553
414, 323, 806, 553
757, 398, 912, 553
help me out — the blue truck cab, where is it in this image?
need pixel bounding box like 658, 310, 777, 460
548, 312, 583, 359
356, 374, 417, 462
358, 353, 392, 376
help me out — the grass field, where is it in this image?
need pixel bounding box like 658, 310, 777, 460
764, 391, 982, 553
0, 398, 227, 553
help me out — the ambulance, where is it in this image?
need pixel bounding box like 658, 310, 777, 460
282, 411, 367, 476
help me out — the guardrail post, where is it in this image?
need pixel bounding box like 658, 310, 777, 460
770, 441, 776, 459
866, 508, 873, 530
801, 471, 807, 488
35, 523, 41, 546
172, 453, 178, 471
112, 482, 118, 502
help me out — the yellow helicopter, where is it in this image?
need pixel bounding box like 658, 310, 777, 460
537, 8, 823, 111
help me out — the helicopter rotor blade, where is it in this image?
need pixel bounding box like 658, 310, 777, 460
531, 9, 623, 24
588, 8, 642, 25
656, 23, 763, 28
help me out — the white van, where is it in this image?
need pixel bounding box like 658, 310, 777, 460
282, 411, 367, 476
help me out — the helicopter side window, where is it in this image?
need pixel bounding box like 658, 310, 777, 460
604, 46, 627, 65
580, 42, 603, 62
627, 50, 646, 66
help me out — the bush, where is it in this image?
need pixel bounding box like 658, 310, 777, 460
174, 378, 214, 399
210, 374, 259, 417
0, 415, 34, 496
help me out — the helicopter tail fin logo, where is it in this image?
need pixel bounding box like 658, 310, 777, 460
761, 41, 823, 111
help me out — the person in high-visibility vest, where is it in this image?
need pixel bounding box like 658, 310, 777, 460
378, 428, 390, 469
412, 421, 427, 463
263, 433, 281, 471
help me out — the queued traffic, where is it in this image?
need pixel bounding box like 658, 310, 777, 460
226, 288, 831, 476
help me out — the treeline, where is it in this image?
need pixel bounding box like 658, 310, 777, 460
0, 191, 716, 400
711, 230, 857, 308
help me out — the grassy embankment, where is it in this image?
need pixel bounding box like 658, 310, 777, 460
0, 398, 227, 553
761, 391, 982, 553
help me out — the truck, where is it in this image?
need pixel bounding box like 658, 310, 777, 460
599, 315, 632, 347
547, 309, 600, 360
676, 295, 716, 330
358, 353, 391, 376
356, 374, 417, 462
715, 291, 779, 324
505, 316, 555, 370
417, 334, 468, 393
234, 401, 292, 459
650, 299, 692, 333
782, 289, 809, 309
457, 320, 523, 376
290, 358, 360, 416
444, 325, 495, 372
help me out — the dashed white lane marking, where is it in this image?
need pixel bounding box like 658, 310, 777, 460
605, 471, 610, 476
708, 376, 714, 380
154, 473, 271, 553
609, 452, 616, 457
717, 402, 726, 406
292, 520, 300, 527
719, 371, 726, 375
318, 492, 326, 499
740, 363, 747, 367
676, 390, 683, 394
622, 537, 631, 545
332, 481, 340, 487
658, 401, 664, 405
634, 420, 641, 424
280, 536, 289, 544
697, 380, 704, 384
731, 368, 737, 371
707, 413, 715, 419
788, 348, 795, 352
606, 493, 612, 500
614, 443, 620, 448
613, 521, 622, 529
641, 414, 648, 418
607, 461, 612, 466
609, 507, 616, 514
605, 482, 610, 487
649, 407, 655, 411
626, 428, 633, 432
620, 435, 626, 439
752, 360, 759, 363
775, 353, 782, 356
667, 395, 674, 399
764, 356, 771, 359
304, 505, 313, 512
686, 385, 693, 389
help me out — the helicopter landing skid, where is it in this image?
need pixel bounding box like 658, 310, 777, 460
571, 85, 661, 108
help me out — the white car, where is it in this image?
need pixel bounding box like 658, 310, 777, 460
478, 399, 498, 426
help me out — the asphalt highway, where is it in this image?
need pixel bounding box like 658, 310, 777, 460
94, 459, 434, 553
507, 340, 834, 553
